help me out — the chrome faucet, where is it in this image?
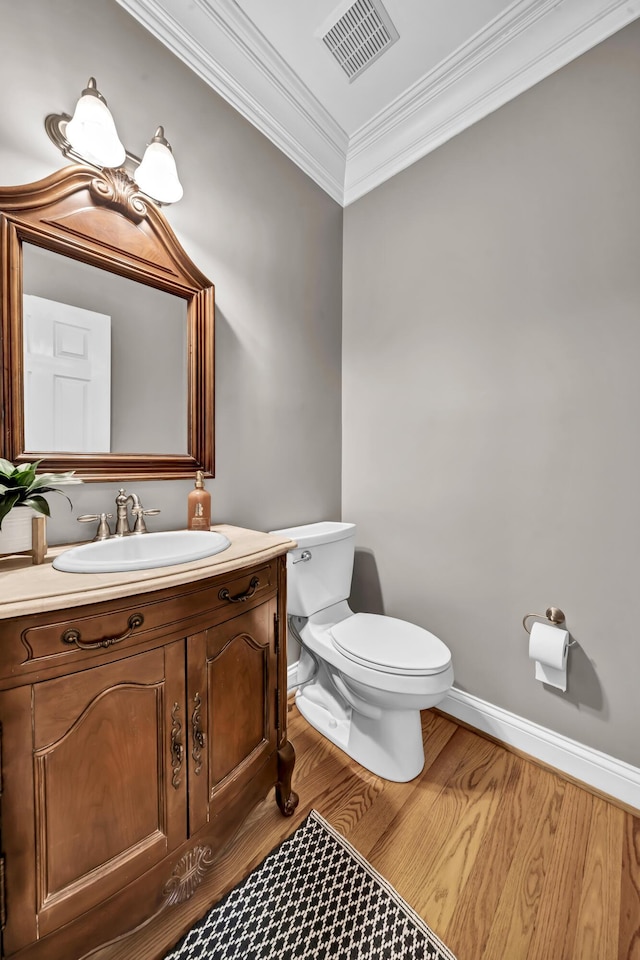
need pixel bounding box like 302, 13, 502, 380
114, 489, 133, 537
114, 489, 161, 536
77, 490, 161, 541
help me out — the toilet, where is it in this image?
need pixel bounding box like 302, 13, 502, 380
269, 521, 454, 782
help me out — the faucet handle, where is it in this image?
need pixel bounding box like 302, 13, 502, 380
78, 513, 113, 541
132, 507, 161, 534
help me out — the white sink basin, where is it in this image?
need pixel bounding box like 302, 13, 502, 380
53, 530, 231, 574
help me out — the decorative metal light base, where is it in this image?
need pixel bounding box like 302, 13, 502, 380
45, 112, 141, 175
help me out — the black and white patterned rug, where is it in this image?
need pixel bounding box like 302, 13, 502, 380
163, 810, 457, 960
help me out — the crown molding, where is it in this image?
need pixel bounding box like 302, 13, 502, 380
116, 0, 640, 207
114, 0, 348, 204
344, 0, 640, 204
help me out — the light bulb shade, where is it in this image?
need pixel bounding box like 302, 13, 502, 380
134, 129, 183, 204
65, 79, 126, 168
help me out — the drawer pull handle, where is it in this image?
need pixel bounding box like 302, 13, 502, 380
61, 613, 144, 650
218, 576, 260, 604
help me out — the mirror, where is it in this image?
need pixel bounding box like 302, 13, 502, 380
0, 164, 214, 480
23, 245, 188, 454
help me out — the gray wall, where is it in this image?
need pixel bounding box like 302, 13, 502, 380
343, 22, 640, 767
0, 0, 342, 540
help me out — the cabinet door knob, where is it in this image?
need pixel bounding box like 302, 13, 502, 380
61, 613, 144, 650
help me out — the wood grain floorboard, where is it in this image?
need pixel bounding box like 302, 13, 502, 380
92, 706, 639, 960
417, 742, 515, 928
619, 815, 640, 960
526, 782, 593, 960
344, 711, 459, 858
361, 729, 495, 875
573, 797, 625, 960
443, 752, 536, 958
481, 767, 567, 959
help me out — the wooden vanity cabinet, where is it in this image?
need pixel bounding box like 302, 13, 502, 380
0, 553, 297, 960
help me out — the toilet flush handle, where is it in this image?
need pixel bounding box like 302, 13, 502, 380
292, 550, 312, 564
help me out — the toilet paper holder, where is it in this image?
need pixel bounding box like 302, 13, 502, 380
522, 607, 565, 634
522, 607, 576, 644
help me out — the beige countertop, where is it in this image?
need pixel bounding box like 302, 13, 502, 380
0, 525, 296, 620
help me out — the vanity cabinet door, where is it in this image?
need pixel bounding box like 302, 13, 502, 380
0, 642, 187, 955
187, 596, 279, 835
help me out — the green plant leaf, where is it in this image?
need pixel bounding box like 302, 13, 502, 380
0, 490, 21, 530
22, 495, 52, 518
13, 462, 39, 485
31, 471, 82, 490
0, 460, 81, 530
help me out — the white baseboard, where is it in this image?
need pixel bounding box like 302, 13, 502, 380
287, 662, 299, 692
286, 660, 639, 809
439, 687, 640, 811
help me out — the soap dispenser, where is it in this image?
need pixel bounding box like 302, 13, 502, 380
187, 471, 211, 531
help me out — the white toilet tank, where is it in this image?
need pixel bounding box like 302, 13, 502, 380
269, 522, 356, 617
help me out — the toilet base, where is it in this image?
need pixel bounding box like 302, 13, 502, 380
295, 679, 425, 782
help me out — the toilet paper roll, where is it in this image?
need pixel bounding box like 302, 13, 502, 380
528, 621, 569, 691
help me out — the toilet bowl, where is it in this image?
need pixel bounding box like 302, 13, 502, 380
269, 521, 454, 782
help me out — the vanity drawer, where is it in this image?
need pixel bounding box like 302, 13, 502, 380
1, 560, 278, 678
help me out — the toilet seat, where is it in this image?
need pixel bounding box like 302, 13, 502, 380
330, 613, 451, 676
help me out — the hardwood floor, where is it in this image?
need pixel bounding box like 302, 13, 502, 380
94, 705, 640, 960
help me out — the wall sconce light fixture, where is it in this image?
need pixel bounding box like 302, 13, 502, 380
46, 78, 183, 204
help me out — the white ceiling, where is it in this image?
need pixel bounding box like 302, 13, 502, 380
116, 0, 639, 206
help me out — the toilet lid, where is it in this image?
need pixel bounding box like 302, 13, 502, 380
330, 613, 451, 676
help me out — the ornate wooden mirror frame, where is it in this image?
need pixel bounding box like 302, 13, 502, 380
0, 164, 214, 480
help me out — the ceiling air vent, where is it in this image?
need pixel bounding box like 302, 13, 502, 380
320, 0, 399, 83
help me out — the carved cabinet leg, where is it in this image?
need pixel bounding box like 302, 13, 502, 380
275, 740, 298, 816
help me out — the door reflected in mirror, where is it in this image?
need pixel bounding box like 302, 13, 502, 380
24, 293, 112, 452
23, 244, 188, 456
